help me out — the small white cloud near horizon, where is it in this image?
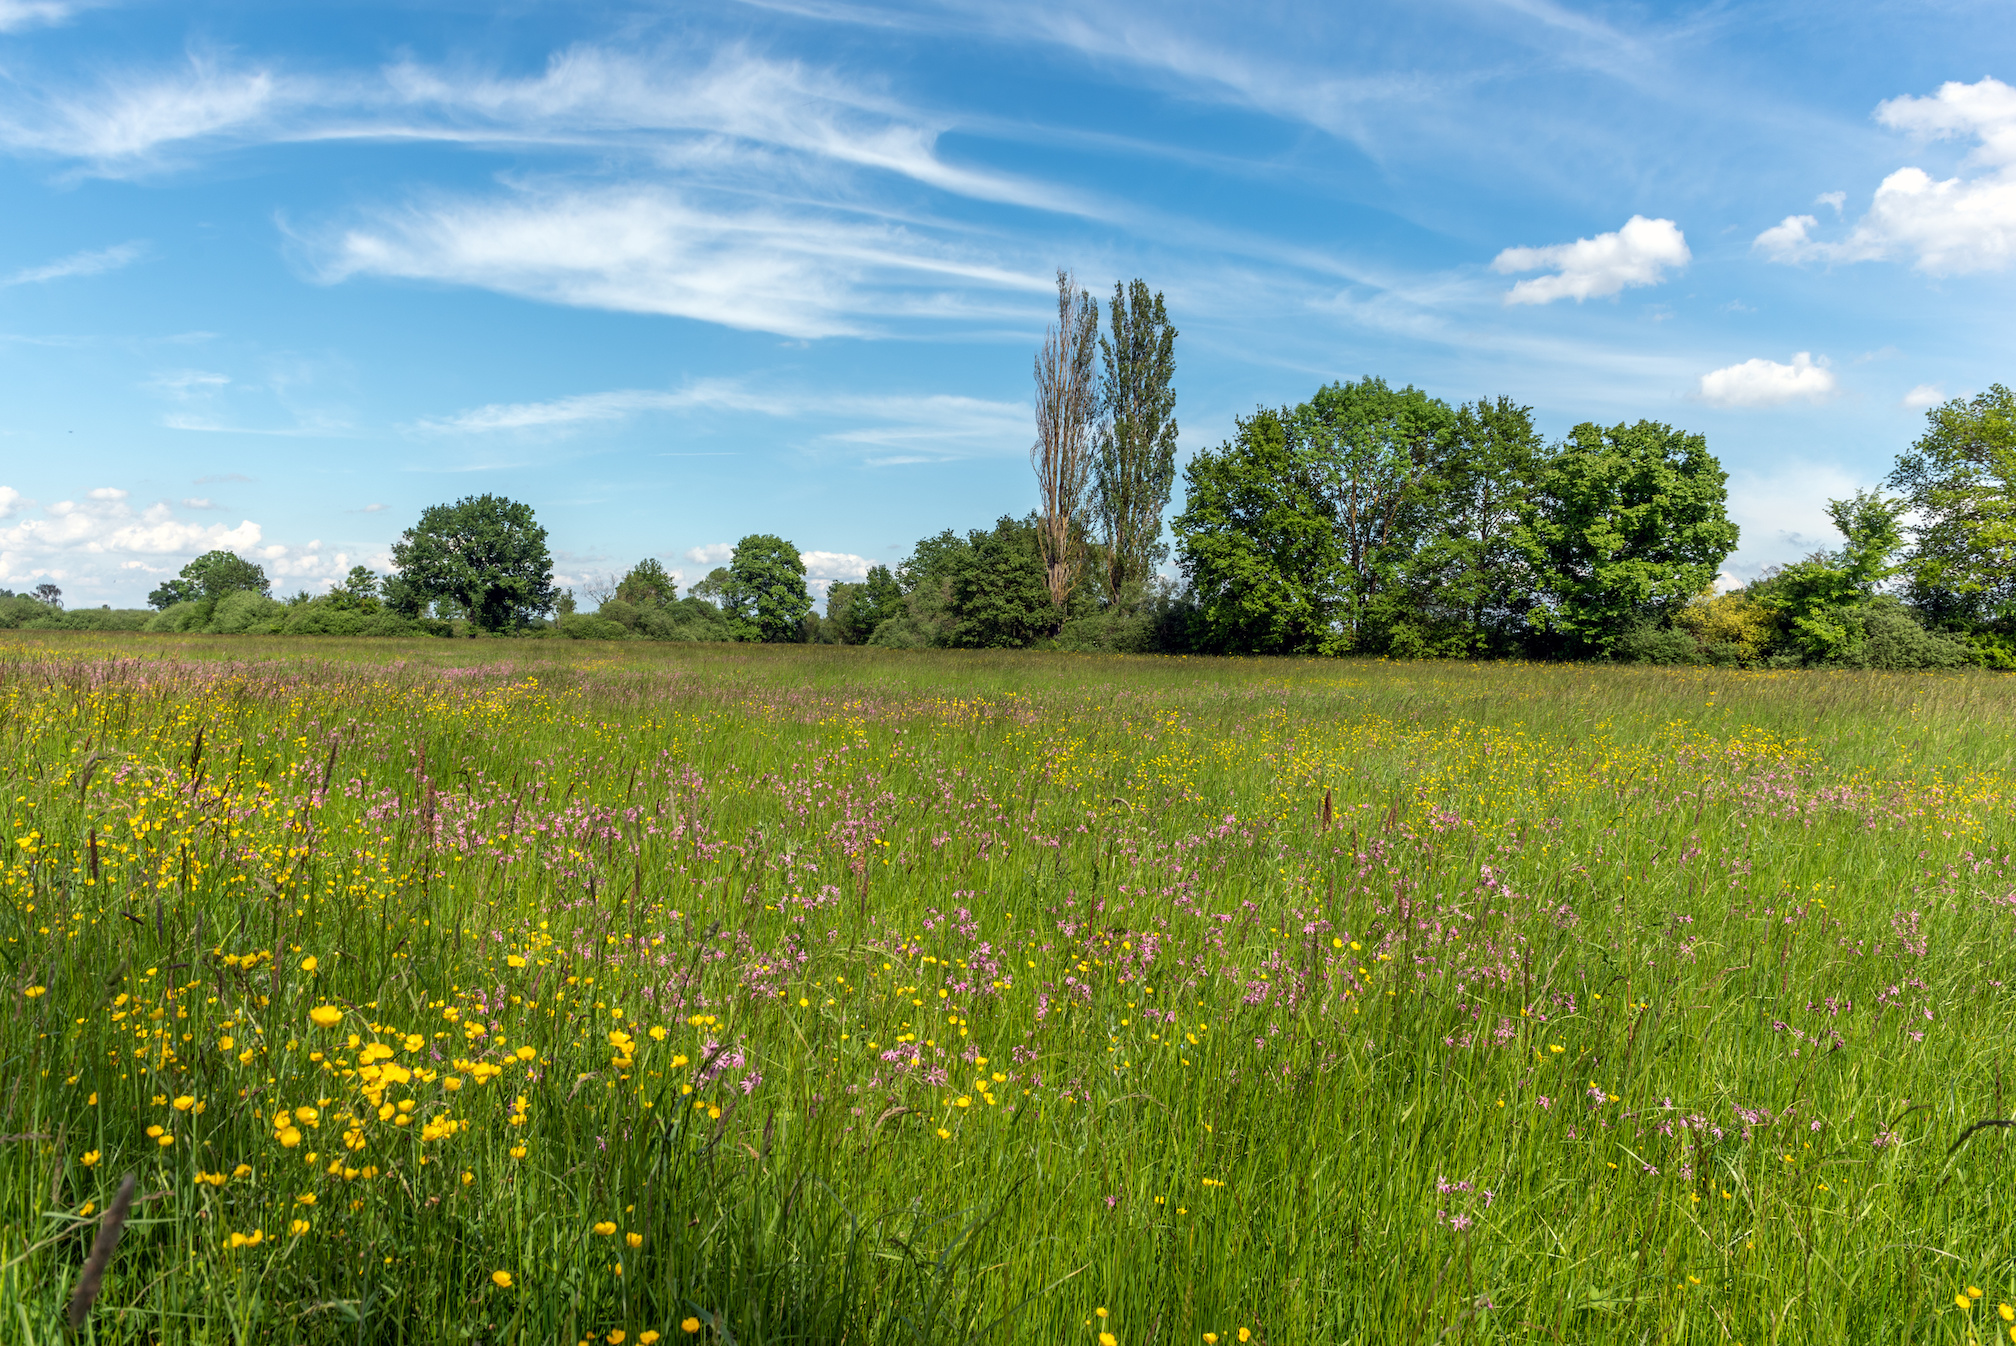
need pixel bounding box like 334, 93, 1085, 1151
1492, 215, 1690, 305
1697, 352, 1838, 408
1755, 77, 2016, 275
3, 241, 146, 287
0, 481, 269, 595
1816, 191, 1847, 214
1901, 382, 1948, 409
683, 542, 733, 566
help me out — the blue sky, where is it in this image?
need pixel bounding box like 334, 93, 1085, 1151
3, 0, 2014, 607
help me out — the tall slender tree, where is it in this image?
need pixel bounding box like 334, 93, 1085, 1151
1031, 269, 1100, 611
1093, 280, 1179, 607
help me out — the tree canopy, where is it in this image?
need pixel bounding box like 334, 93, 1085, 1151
389, 494, 556, 632
147, 550, 271, 610
720, 536, 812, 643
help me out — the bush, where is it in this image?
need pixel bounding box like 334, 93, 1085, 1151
208, 591, 287, 634
865, 616, 935, 649
1054, 610, 1157, 654
283, 602, 369, 637
144, 602, 205, 633
1846, 597, 1974, 670
1617, 624, 1707, 666
558, 614, 631, 641
1673, 590, 1773, 662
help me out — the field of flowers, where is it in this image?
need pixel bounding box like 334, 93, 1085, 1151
5, 633, 2016, 1344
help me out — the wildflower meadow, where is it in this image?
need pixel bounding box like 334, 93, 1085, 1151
6, 632, 2016, 1344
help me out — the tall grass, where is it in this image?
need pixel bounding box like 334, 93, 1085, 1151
4, 631, 2016, 1343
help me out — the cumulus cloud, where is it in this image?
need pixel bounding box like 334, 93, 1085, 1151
1755, 78, 2016, 275
1491, 215, 1690, 305
1902, 383, 1947, 409
683, 542, 733, 565
1696, 352, 1837, 408
0, 484, 265, 593
2, 241, 145, 287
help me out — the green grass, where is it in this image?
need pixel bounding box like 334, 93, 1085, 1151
5, 631, 2016, 1343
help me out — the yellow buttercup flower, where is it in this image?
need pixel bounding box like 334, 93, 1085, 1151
593, 1221, 618, 1236
1100, 1335, 1117, 1346
290, 1218, 311, 1236
681, 1320, 700, 1335
639, 1333, 661, 1345
80, 1150, 100, 1168
492, 1270, 513, 1289
608, 1332, 626, 1344
626, 1231, 643, 1248
300, 956, 318, 972
309, 1006, 343, 1029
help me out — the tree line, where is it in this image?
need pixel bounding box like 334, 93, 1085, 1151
4, 280, 2011, 669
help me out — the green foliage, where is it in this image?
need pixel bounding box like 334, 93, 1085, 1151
1173, 406, 1342, 654
882, 517, 1077, 650
326, 566, 384, 613
1516, 420, 1739, 654
721, 536, 813, 643
1749, 491, 1908, 664
1093, 280, 1179, 607
1292, 377, 1459, 652
614, 558, 681, 608
147, 550, 271, 610
390, 494, 557, 632
206, 590, 287, 635
825, 566, 904, 645
1886, 383, 2016, 631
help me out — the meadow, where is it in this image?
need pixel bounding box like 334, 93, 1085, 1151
5, 632, 2016, 1344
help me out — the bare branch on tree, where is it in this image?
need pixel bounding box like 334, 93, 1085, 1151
1032, 269, 1100, 610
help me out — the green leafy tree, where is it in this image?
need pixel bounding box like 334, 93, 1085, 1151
826, 564, 903, 644
614, 558, 680, 608
1515, 420, 1739, 654
147, 550, 271, 610
1400, 397, 1545, 655
1750, 491, 1909, 663
325, 566, 383, 613
1885, 383, 2016, 630
945, 517, 1055, 649
1173, 406, 1343, 655
721, 535, 812, 643
389, 494, 556, 632
1292, 378, 1459, 652
1093, 280, 1179, 607
689, 568, 730, 603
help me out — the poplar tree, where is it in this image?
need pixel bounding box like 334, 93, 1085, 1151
1031, 270, 1099, 612
1093, 280, 1178, 607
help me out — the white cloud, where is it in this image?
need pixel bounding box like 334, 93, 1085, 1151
413, 380, 784, 434
800, 550, 872, 583
2, 241, 145, 287
1755, 78, 2016, 275
1816, 191, 1846, 213
0, 0, 83, 33
414, 378, 1030, 463
319, 183, 1046, 339
181, 497, 217, 509
1491, 215, 1689, 305
0, 485, 267, 594
0, 58, 285, 165
1696, 352, 1837, 408
683, 542, 733, 565
1901, 383, 1947, 409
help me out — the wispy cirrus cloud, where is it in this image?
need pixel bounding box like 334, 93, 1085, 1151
1, 241, 144, 287
413, 377, 1030, 463
0, 0, 88, 33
